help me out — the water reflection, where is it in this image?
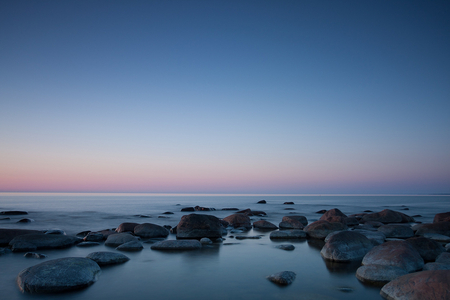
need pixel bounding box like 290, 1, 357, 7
323, 259, 362, 274
307, 239, 325, 251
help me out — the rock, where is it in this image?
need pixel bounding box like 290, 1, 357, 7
267, 271, 296, 286
257, 200, 266, 204
170, 226, 177, 234
0, 247, 12, 255
77, 242, 101, 247
45, 229, 65, 235
200, 238, 212, 245
434, 212, 450, 223
380, 270, 450, 300
269, 230, 307, 239
279, 221, 304, 230
0, 229, 42, 246
423, 263, 450, 270
356, 265, 408, 285
86, 251, 130, 266
221, 208, 239, 211
283, 202, 294, 205
104, 233, 138, 248
176, 214, 223, 239
414, 222, 450, 236
24, 252, 47, 259
17, 218, 34, 223
304, 220, 346, 239
116, 240, 144, 251
378, 224, 414, 238
353, 229, 386, 245
282, 215, 308, 226
321, 231, 374, 262
436, 252, 450, 264
151, 240, 202, 250
223, 213, 252, 229
361, 209, 414, 224
138, 215, 151, 218
362, 240, 424, 272
16, 257, 101, 293
134, 223, 169, 238
235, 236, 261, 240
284, 208, 295, 210
275, 244, 295, 250
181, 207, 195, 212
157, 216, 167, 218
115, 222, 140, 233
423, 233, 450, 243
405, 236, 445, 261
76, 231, 91, 238
236, 209, 266, 216
0, 217, 11, 220
1, 210, 28, 215
9, 233, 81, 252
83, 233, 104, 242
162, 211, 174, 215
320, 208, 347, 223
316, 210, 327, 214
253, 220, 278, 230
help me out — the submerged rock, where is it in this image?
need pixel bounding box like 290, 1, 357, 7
405, 236, 445, 262
24, 252, 47, 259
253, 220, 278, 230
1, 211, 28, 215
267, 271, 296, 286
176, 214, 223, 239
16, 257, 101, 293
377, 224, 414, 239
116, 240, 144, 251
86, 251, 130, 266
223, 213, 252, 229
356, 265, 408, 286
361, 209, 414, 224
151, 240, 202, 250
200, 237, 213, 245
9, 233, 81, 252
275, 244, 295, 251
0, 229, 42, 246
320, 231, 374, 262
270, 230, 306, 239
304, 220, 346, 239
134, 223, 169, 238
104, 233, 138, 248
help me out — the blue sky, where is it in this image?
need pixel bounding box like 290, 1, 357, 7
1, 0, 449, 194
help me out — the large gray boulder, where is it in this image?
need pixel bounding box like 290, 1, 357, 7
176, 214, 223, 239
356, 265, 408, 286
304, 220, 346, 239
353, 229, 386, 245
104, 233, 138, 248
115, 222, 140, 233
86, 251, 130, 266
116, 240, 144, 251
279, 215, 307, 229
223, 213, 252, 229
380, 270, 450, 300
405, 236, 445, 262
414, 222, 450, 236
434, 212, 450, 223
151, 240, 202, 250
9, 233, 81, 252
362, 240, 424, 272
320, 231, 374, 262
16, 257, 101, 293
378, 224, 414, 239
134, 223, 169, 238
0, 229, 42, 246
361, 209, 414, 224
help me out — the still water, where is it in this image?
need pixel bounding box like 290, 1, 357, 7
1, 193, 449, 300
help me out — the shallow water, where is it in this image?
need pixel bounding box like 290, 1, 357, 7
1, 193, 449, 300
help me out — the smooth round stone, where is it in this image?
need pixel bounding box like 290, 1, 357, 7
9, 233, 81, 252
270, 230, 306, 239
405, 236, 445, 261
45, 230, 65, 235
83, 233, 104, 242
352, 229, 386, 245
377, 225, 414, 238
200, 238, 213, 245
423, 263, 450, 270
24, 252, 47, 259
104, 233, 138, 248
423, 233, 450, 243
17, 257, 101, 293
253, 220, 278, 230
304, 220, 346, 239
275, 244, 295, 251
176, 214, 223, 239
150, 240, 202, 250
116, 240, 144, 251
321, 231, 374, 262
86, 251, 130, 266
267, 271, 296, 286
356, 265, 408, 285
134, 223, 169, 238
115, 222, 140, 233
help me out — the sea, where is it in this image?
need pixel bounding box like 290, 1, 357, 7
1, 193, 449, 300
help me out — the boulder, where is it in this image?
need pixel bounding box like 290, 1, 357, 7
414, 222, 450, 236
380, 270, 450, 300
0, 229, 41, 246
423, 233, 450, 243
356, 265, 408, 285
405, 236, 445, 261
269, 230, 306, 239
436, 252, 450, 264
362, 240, 424, 272
16, 257, 101, 293
17, 218, 34, 223
361, 209, 414, 224
275, 244, 295, 251
176, 214, 223, 239
116, 240, 144, 251
1, 211, 28, 215
434, 212, 450, 223
134, 223, 169, 238
77, 242, 101, 247
236, 209, 266, 216
86, 251, 130, 266
353, 229, 386, 245
104, 233, 138, 248
423, 263, 450, 271
253, 220, 278, 230
282, 215, 308, 226
320, 208, 347, 223
223, 213, 252, 229
115, 223, 140, 233
181, 207, 195, 212
304, 220, 346, 239
283, 202, 294, 205
257, 200, 266, 204
24, 252, 47, 259
378, 225, 414, 239
267, 271, 296, 286
150, 240, 202, 250
320, 231, 374, 262
9, 233, 81, 252
83, 232, 104, 242
200, 238, 212, 245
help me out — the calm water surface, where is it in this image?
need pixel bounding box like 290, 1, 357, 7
1, 193, 449, 300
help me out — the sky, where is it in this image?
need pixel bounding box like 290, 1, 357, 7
0, 0, 449, 194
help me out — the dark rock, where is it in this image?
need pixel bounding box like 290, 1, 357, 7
257, 200, 266, 204
9, 233, 81, 252
162, 212, 174, 215
275, 244, 295, 250
1, 211, 28, 215
423, 233, 450, 243
76, 231, 91, 238
45, 229, 65, 235
253, 220, 278, 230
380, 270, 450, 300
222, 208, 239, 211
86, 251, 130, 266
83, 232, 104, 242
362, 240, 424, 272
116, 240, 144, 251
436, 252, 450, 264
151, 240, 202, 250
235, 236, 261, 240
284, 208, 295, 210
236, 208, 266, 216
115, 222, 140, 233
0, 229, 42, 246
304, 220, 346, 239
434, 212, 450, 223
77, 242, 100, 247
282, 215, 308, 226
361, 209, 414, 224
267, 271, 296, 286
163, 225, 172, 230
405, 236, 445, 261
0, 247, 12, 255
170, 226, 177, 234
316, 210, 327, 214
364, 210, 374, 213
134, 223, 169, 238
200, 238, 212, 245
356, 265, 408, 286
352, 229, 386, 245
176, 214, 222, 239
412, 215, 422, 218
321, 231, 374, 262
16, 257, 101, 293
363, 221, 384, 228
17, 218, 34, 223
24, 252, 47, 259
138, 215, 151, 218
181, 207, 195, 212
223, 213, 252, 229
283, 202, 294, 205
0, 217, 11, 220
269, 230, 307, 239
414, 222, 450, 236
104, 233, 138, 248
378, 224, 414, 239
423, 262, 450, 270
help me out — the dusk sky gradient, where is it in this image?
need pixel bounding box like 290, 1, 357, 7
1, 1, 449, 194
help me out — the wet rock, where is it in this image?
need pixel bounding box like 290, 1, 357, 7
200, 238, 212, 245
17, 218, 34, 223
423, 262, 450, 270
134, 223, 169, 238
104, 233, 138, 248
24, 252, 47, 259
235, 236, 261, 240
76, 231, 91, 238
362, 240, 424, 272
436, 252, 450, 263
116, 240, 144, 251
0, 217, 11, 220
0, 229, 42, 246
17, 257, 101, 293
9, 233, 81, 252
221, 208, 239, 211
434, 212, 450, 223
361, 209, 414, 224
352, 229, 386, 245
321, 231, 374, 262
405, 236, 445, 261
176, 214, 223, 239
275, 244, 295, 251
86, 251, 130, 266
194, 206, 215, 211
181, 207, 195, 212
151, 240, 202, 250
253, 220, 278, 230
282, 215, 308, 226
377, 224, 414, 239
414, 222, 450, 236
115, 222, 140, 233
316, 210, 327, 214
380, 270, 450, 300
236, 208, 266, 216
83, 232, 104, 242
304, 220, 347, 239
423, 233, 450, 243
1, 211, 28, 215
162, 211, 174, 215
77, 242, 101, 247
356, 265, 408, 285
257, 200, 266, 204
283, 202, 294, 205
0, 247, 12, 255
270, 230, 307, 239
267, 271, 296, 286
223, 213, 252, 229
45, 229, 65, 235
